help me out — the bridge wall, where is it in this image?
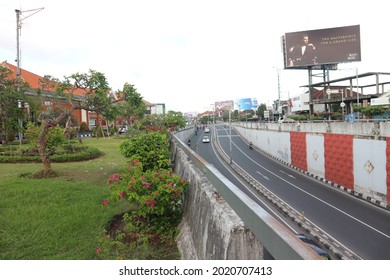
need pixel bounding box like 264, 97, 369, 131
234, 126, 390, 207
172, 127, 320, 260
170, 129, 263, 259
173, 146, 263, 259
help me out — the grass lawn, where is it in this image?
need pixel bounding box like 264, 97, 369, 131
0, 137, 129, 260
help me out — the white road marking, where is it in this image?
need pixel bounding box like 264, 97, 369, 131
256, 171, 270, 180
279, 170, 296, 179
231, 139, 390, 240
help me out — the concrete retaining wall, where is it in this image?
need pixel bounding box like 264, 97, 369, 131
173, 145, 263, 259
234, 125, 389, 207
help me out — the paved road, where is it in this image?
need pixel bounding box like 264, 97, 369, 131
190, 124, 390, 260
191, 126, 301, 235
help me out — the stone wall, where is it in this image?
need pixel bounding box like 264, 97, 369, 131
173, 146, 263, 260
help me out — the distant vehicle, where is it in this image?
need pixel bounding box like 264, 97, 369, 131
296, 234, 330, 260
118, 125, 129, 134
202, 135, 210, 143
204, 127, 210, 133
278, 118, 296, 123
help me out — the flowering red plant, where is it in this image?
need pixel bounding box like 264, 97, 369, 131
107, 159, 188, 219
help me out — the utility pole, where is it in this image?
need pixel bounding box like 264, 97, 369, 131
229, 106, 232, 164
15, 7, 44, 144
355, 68, 359, 120
277, 69, 281, 119
15, 7, 44, 82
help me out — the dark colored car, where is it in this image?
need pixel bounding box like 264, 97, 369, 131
118, 125, 129, 134
296, 234, 330, 260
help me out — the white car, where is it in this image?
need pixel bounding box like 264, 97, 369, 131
204, 127, 210, 133
202, 136, 210, 143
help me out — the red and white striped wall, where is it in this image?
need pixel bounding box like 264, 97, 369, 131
236, 127, 389, 208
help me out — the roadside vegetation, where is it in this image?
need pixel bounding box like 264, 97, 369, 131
0, 114, 187, 260
1, 63, 188, 260
0, 138, 127, 259
96, 122, 188, 260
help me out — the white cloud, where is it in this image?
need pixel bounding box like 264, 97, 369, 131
1, 0, 389, 113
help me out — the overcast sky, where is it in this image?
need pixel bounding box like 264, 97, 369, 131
1, 0, 389, 113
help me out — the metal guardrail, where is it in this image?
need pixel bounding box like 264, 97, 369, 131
172, 128, 321, 260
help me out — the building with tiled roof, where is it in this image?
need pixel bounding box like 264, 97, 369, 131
1, 61, 161, 130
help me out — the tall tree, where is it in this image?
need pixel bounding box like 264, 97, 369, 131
139, 111, 186, 131
163, 111, 186, 130
256, 103, 267, 120
117, 83, 146, 125
0, 64, 30, 144
35, 70, 114, 176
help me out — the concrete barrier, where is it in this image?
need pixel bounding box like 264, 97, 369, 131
172, 130, 321, 260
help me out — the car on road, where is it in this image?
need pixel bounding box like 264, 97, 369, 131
204, 127, 210, 133
202, 135, 210, 143
118, 125, 129, 134
296, 234, 330, 260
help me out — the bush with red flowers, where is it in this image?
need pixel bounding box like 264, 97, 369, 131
107, 160, 188, 227
98, 128, 188, 259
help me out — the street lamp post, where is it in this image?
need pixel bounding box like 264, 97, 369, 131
229, 106, 232, 164
340, 67, 359, 120
355, 68, 359, 120
340, 89, 345, 120
17, 99, 25, 145
210, 104, 215, 124
277, 69, 281, 120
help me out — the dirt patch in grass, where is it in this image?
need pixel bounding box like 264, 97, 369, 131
104, 212, 181, 260
32, 170, 61, 179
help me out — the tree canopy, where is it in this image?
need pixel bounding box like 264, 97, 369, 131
0, 64, 31, 144
116, 83, 146, 124
33, 70, 119, 176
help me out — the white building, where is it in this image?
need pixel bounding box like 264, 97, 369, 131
370, 91, 390, 106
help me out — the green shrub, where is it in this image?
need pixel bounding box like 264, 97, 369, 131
50, 146, 102, 162
7, 128, 16, 142
80, 122, 89, 131
93, 126, 104, 137
0, 145, 17, 154
105, 159, 188, 237
119, 131, 170, 171
0, 155, 40, 163
25, 122, 66, 153
0, 144, 102, 163
110, 126, 116, 136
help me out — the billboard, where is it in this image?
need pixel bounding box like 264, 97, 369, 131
235, 98, 258, 111
283, 25, 361, 68
290, 94, 309, 112
214, 100, 234, 110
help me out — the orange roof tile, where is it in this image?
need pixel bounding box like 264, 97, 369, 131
1, 61, 85, 96
2, 61, 43, 89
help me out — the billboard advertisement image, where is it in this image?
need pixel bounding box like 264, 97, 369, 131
235, 98, 258, 110
214, 100, 234, 110
284, 25, 361, 68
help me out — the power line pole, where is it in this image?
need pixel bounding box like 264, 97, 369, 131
15, 7, 44, 82
15, 7, 44, 144
277, 70, 280, 106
